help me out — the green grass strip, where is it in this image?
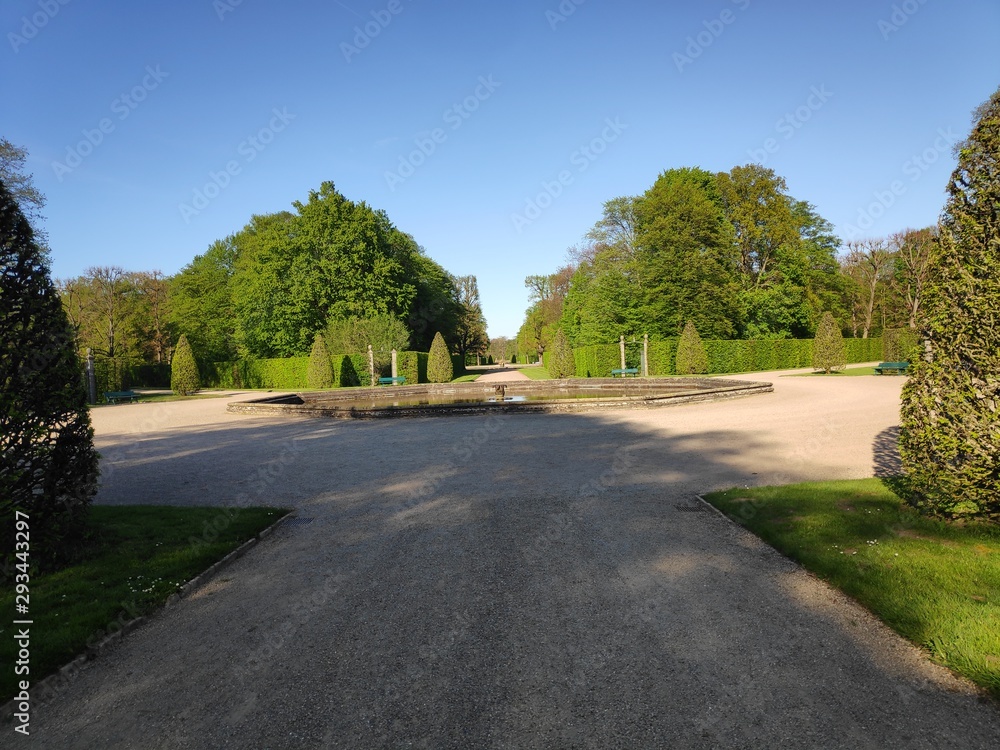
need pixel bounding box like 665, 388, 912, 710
704, 479, 1000, 698
1, 505, 287, 702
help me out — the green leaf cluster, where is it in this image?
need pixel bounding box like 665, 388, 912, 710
675, 321, 709, 375
811, 311, 847, 374
1, 179, 99, 572
427, 332, 453, 383
170, 334, 200, 395
900, 87, 1000, 520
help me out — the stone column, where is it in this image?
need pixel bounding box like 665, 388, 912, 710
643, 333, 649, 377
620, 336, 626, 371
391, 349, 398, 382
367, 345, 375, 387
86, 348, 97, 404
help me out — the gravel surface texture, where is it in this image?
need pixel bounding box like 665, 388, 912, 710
19, 371, 1000, 749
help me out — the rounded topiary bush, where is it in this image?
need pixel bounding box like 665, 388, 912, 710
170, 334, 201, 395
675, 321, 708, 375
812, 311, 846, 374
427, 331, 453, 383
307, 333, 334, 389
1, 179, 99, 572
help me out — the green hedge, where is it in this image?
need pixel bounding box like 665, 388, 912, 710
451, 354, 467, 377
201, 351, 430, 389
396, 351, 428, 384
571, 337, 883, 377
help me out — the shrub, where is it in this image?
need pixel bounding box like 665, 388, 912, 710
307, 334, 334, 389
1, 180, 99, 572
900, 87, 1000, 520
675, 321, 708, 375
170, 335, 201, 395
812, 312, 847, 374
882, 328, 920, 362
428, 332, 453, 383
549, 329, 575, 378
397, 351, 428, 384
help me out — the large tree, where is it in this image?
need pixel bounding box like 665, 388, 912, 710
0, 138, 46, 244
899, 86, 1000, 519
636, 167, 741, 339
452, 274, 488, 361
1, 179, 99, 570
169, 237, 239, 363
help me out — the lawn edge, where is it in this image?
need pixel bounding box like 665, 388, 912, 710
696, 489, 1000, 707
0, 509, 294, 722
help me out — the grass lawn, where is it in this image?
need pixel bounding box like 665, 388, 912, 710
1, 505, 288, 702
451, 374, 480, 383
703, 479, 1000, 699
792, 366, 884, 377
519, 366, 554, 380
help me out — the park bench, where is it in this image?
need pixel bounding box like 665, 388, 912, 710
378, 376, 406, 386
104, 390, 140, 404
874, 362, 909, 375
611, 368, 639, 378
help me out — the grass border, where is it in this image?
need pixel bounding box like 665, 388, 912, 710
0, 510, 293, 722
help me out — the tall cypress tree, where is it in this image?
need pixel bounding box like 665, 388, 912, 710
899, 87, 1000, 519
1, 180, 99, 570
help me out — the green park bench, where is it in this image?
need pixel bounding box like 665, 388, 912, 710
378, 376, 406, 386
874, 362, 909, 375
104, 390, 140, 404
611, 368, 639, 378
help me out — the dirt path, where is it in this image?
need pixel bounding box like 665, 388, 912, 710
24, 373, 1000, 748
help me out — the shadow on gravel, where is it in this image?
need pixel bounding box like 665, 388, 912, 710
59, 411, 1000, 750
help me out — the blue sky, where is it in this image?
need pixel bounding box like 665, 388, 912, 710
3, 0, 998, 337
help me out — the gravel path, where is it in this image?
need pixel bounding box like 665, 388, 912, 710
22, 372, 1000, 748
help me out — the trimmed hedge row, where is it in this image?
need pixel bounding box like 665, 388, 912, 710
201, 351, 436, 389
570, 337, 885, 377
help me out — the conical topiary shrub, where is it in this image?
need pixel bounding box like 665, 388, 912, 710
171, 334, 201, 395
307, 333, 334, 389
427, 331, 453, 383
675, 321, 708, 375
549, 329, 575, 379
1, 179, 99, 571
899, 87, 1000, 520
812, 311, 846, 374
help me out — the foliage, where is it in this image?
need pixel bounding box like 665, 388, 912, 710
0, 137, 46, 243
307, 334, 334, 389
1, 179, 99, 572
168, 238, 238, 363
325, 314, 410, 373
427, 331, 453, 383
170, 334, 201, 395
900, 86, 1000, 520
548, 329, 575, 378
812, 311, 847, 374
396, 351, 428, 384
636, 167, 742, 339
452, 275, 489, 359
675, 321, 709, 375
882, 327, 920, 362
